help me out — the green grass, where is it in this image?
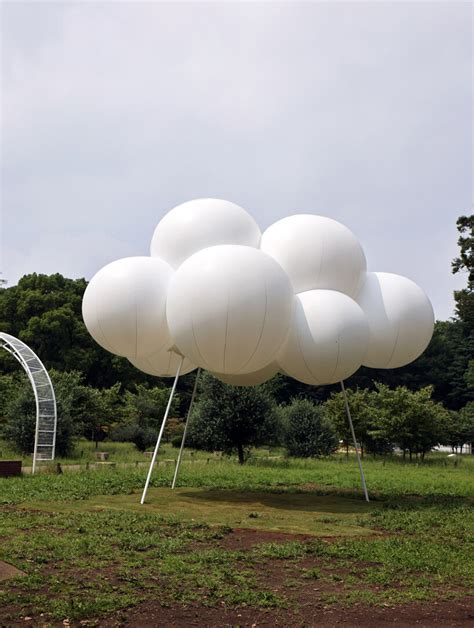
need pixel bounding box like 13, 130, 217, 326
0, 448, 472, 623
25, 488, 375, 537
0, 449, 472, 504
0, 438, 284, 468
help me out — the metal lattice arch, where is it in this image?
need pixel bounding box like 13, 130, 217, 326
0, 333, 57, 473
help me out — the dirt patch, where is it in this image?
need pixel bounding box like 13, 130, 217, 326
209, 527, 385, 552
214, 527, 315, 550
0, 560, 25, 582
100, 597, 474, 627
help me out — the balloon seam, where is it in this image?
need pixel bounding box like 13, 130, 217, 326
385, 318, 401, 369
235, 265, 268, 374
94, 292, 114, 355
295, 313, 320, 385
328, 321, 341, 383
222, 283, 230, 372
190, 297, 212, 371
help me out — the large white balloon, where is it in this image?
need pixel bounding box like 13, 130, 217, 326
261, 214, 367, 297
130, 348, 196, 377
212, 362, 279, 387
278, 290, 369, 385
166, 245, 293, 374
356, 272, 434, 369
82, 256, 172, 358
150, 198, 261, 269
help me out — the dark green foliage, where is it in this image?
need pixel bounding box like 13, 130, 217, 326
280, 399, 338, 457
109, 423, 157, 452
325, 384, 451, 460
187, 372, 279, 463
452, 214, 474, 328
2, 370, 83, 457
448, 403, 474, 451
0, 273, 164, 390
123, 384, 178, 431
171, 433, 184, 448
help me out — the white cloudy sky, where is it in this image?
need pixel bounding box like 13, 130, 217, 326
1, 1, 472, 320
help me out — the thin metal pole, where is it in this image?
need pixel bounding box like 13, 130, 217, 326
140, 357, 184, 504
172, 367, 201, 489
340, 381, 369, 502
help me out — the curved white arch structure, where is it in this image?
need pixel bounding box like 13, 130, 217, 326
0, 333, 57, 473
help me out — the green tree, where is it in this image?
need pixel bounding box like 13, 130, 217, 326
0, 273, 161, 389
109, 423, 158, 452
281, 398, 338, 458
324, 388, 377, 456
450, 403, 474, 452
187, 373, 279, 463
325, 384, 450, 460
1, 370, 86, 457
374, 384, 450, 460
452, 214, 474, 328
123, 384, 179, 430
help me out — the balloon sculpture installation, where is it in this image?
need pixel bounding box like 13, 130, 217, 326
82, 199, 434, 504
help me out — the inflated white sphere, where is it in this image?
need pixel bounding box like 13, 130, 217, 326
150, 198, 261, 269
129, 348, 196, 377
278, 290, 369, 385
261, 214, 367, 297
166, 245, 293, 374
82, 256, 172, 358
356, 272, 434, 369
212, 362, 279, 387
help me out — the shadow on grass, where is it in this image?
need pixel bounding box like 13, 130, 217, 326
177, 486, 474, 515
178, 488, 371, 514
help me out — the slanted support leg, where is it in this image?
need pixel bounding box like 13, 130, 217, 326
172, 368, 201, 489
340, 381, 369, 503
140, 357, 184, 504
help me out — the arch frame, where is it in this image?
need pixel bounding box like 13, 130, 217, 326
0, 333, 57, 473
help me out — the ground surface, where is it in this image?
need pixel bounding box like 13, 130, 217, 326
101, 596, 474, 627
0, 561, 24, 582
0, 453, 472, 626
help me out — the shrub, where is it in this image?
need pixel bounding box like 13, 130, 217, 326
281, 398, 338, 458
187, 372, 280, 463
109, 423, 157, 452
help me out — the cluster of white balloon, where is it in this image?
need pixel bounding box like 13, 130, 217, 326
83, 198, 434, 383
82, 198, 434, 503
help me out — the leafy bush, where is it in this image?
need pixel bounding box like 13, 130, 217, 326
171, 433, 184, 448
325, 384, 451, 460
2, 370, 80, 457
187, 372, 280, 463
281, 398, 338, 458
108, 423, 157, 452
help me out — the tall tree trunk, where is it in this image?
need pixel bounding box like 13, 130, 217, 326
237, 443, 244, 465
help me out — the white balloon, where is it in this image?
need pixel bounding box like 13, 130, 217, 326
82, 256, 173, 358
212, 362, 279, 387
278, 290, 369, 385
130, 348, 196, 377
261, 214, 366, 297
150, 198, 261, 269
356, 272, 434, 368
166, 245, 293, 374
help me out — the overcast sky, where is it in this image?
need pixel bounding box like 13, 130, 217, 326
1, 1, 472, 321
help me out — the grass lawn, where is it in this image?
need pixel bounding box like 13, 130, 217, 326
0, 449, 472, 625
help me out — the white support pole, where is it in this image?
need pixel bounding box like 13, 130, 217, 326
171, 367, 201, 489
140, 357, 184, 504
340, 381, 369, 503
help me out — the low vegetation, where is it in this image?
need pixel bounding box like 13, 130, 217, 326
0, 450, 472, 624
